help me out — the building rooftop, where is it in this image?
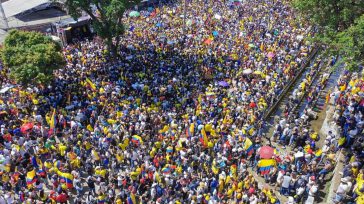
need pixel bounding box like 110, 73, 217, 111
2, 0, 51, 18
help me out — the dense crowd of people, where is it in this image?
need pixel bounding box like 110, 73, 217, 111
331, 70, 364, 204
1, 0, 361, 203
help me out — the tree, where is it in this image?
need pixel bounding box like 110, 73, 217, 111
64, 0, 141, 58
1, 30, 65, 85
293, 0, 364, 71
330, 15, 364, 71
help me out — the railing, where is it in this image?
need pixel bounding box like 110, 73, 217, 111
262, 48, 319, 120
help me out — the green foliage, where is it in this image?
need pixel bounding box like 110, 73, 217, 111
64, 0, 141, 57
335, 15, 364, 71
293, 0, 364, 71
1, 30, 65, 85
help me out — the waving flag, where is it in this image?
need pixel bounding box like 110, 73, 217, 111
243, 137, 254, 156
97, 195, 107, 204
59, 172, 74, 188
315, 149, 323, 159
257, 159, 276, 175
127, 193, 137, 204
55, 168, 74, 188
199, 127, 209, 147
26, 169, 37, 187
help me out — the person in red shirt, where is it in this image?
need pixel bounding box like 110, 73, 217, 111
56, 191, 69, 204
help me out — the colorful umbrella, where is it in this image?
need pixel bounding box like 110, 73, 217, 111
129, 11, 140, 17
21, 123, 34, 134
259, 146, 275, 159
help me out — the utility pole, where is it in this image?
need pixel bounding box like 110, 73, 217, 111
0, 0, 8, 30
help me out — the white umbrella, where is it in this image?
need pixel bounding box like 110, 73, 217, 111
243, 69, 253, 75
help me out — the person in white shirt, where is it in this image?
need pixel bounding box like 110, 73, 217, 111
280, 172, 292, 196
276, 170, 285, 187
333, 177, 352, 203
305, 181, 318, 204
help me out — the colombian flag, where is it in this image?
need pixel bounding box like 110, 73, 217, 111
97, 195, 107, 204
199, 127, 209, 147
257, 159, 276, 175
243, 137, 254, 156
315, 149, 323, 159
127, 193, 136, 204
56, 169, 74, 188
26, 169, 37, 187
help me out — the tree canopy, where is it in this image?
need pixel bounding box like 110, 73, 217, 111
64, 0, 141, 58
1, 30, 65, 86
293, 0, 364, 71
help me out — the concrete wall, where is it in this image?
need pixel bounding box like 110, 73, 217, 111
320, 93, 344, 203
